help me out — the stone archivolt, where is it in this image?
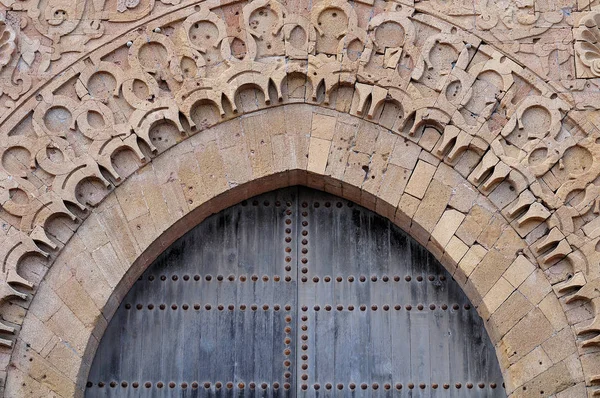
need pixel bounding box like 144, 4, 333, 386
1, 0, 600, 395
0, 0, 578, 118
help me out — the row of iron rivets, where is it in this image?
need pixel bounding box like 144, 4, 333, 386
301, 382, 501, 391
142, 274, 296, 282
241, 199, 293, 207
87, 381, 289, 389
300, 210, 309, 385
123, 304, 295, 311
87, 381, 501, 390
123, 303, 472, 311
283, 313, 293, 382
239, 200, 353, 208
302, 303, 471, 311
304, 201, 353, 208
140, 274, 448, 282
301, 275, 447, 282
284, 207, 294, 275
283, 206, 294, 383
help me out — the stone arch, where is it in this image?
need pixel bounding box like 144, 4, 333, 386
3, 106, 584, 397
0, 1, 597, 397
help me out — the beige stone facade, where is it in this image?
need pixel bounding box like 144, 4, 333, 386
1, 0, 600, 395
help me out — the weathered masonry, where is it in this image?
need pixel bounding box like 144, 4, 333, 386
1, 0, 600, 396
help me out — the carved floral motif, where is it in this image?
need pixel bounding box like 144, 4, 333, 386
0, 17, 15, 70
575, 10, 600, 77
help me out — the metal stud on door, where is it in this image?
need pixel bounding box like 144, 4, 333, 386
86, 187, 505, 397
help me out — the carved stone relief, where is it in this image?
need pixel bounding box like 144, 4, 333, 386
1, 0, 600, 395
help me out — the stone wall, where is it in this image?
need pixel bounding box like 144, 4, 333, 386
0, 0, 600, 396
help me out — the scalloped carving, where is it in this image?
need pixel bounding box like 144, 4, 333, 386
575, 11, 600, 78
0, 1, 599, 395
0, 19, 16, 70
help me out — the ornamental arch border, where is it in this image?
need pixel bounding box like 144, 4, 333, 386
0, 1, 598, 396
5, 105, 585, 397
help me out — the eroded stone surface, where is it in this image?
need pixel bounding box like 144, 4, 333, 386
0, 0, 600, 396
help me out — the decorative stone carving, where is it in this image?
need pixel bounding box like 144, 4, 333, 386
575, 10, 600, 78
1, 0, 600, 395
419, 0, 574, 81
0, 16, 15, 70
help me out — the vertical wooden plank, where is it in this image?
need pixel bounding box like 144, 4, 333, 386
86, 187, 505, 398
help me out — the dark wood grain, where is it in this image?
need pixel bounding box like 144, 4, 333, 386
86, 187, 505, 397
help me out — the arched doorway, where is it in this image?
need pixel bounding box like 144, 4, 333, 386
85, 186, 504, 396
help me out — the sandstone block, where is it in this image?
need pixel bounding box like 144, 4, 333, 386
221, 142, 253, 186
455, 244, 487, 284
44, 306, 90, 356
482, 276, 515, 319
17, 313, 55, 355
455, 204, 493, 246
500, 308, 555, 366
503, 255, 536, 288
389, 138, 421, 170
506, 346, 552, 389
538, 293, 569, 332
128, 212, 158, 252
510, 361, 575, 397
394, 193, 421, 231
307, 137, 331, 175
431, 209, 466, 249
55, 277, 100, 328
442, 236, 469, 268
405, 160, 437, 200
518, 269, 552, 306
488, 291, 534, 342
412, 180, 452, 235
90, 242, 128, 288
467, 249, 512, 300
324, 121, 358, 180
542, 327, 577, 364
377, 164, 410, 218
311, 113, 337, 140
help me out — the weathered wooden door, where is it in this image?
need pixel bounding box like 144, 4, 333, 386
86, 187, 505, 397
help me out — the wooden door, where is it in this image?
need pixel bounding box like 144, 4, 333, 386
86, 187, 505, 397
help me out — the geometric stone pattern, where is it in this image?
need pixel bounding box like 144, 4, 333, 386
85, 187, 505, 396
0, 0, 599, 396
